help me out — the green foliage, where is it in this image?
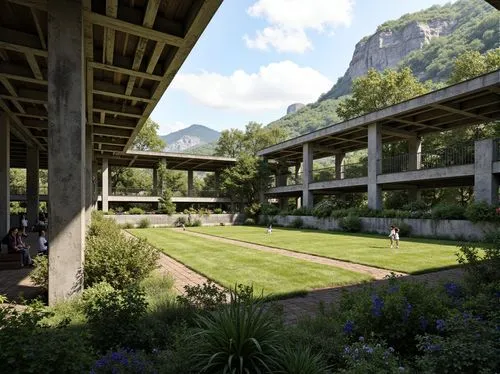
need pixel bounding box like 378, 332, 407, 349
158, 188, 176, 215
215, 128, 245, 157
244, 202, 262, 218
85, 215, 159, 289
338, 214, 362, 232
82, 283, 149, 351
274, 345, 329, 374
260, 203, 280, 217
449, 49, 500, 83
464, 201, 500, 223
128, 207, 145, 215
193, 295, 280, 374
191, 219, 202, 227
132, 118, 166, 152
120, 222, 134, 229
0, 301, 93, 373
289, 207, 313, 216
290, 217, 304, 229
177, 281, 227, 311
138, 218, 151, 228
457, 241, 500, 288
342, 339, 403, 374
213, 208, 223, 214
244, 218, 256, 226
336, 67, 432, 121
431, 204, 466, 220
30, 255, 49, 290
90, 349, 158, 374
391, 222, 412, 237
338, 279, 450, 356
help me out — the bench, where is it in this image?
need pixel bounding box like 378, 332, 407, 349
0, 245, 23, 269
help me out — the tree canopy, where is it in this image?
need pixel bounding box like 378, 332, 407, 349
132, 118, 166, 152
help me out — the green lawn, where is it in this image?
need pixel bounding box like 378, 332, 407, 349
129, 228, 371, 297
189, 226, 463, 274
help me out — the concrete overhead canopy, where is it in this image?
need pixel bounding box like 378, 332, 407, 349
257, 70, 500, 163
100, 150, 237, 171
1, 0, 222, 169
484, 0, 500, 9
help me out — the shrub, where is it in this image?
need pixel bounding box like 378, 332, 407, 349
342, 339, 403, 374
120, 222, 134, 229
392, 222, 411, 237
158, 188, 176, 215
174, 216, 187, 227
274, 345, 329, 374
338, 214, 362, 232
465, 201, 499, 223
138, 218, 151, 228
193, 295, 280, 373
431, 204, 466, 220
244, 202, 261, 219
177, 281, 227, 311
402, 200, 429, 212
82, 283, 148, 351
0, 300, 94, 373
30, 255, 49, 290
244, 218, 256, 225
85, 221, 159, 289
313, 199, 336, 218
290, 217, 304, 229
88, 211, 121, 240
128, 207, 145, 215
290, 207, 313, 216
190, 219, 202, 227
90, 349, 157, 374
260, 203, 280, 217
213, 208, 223, 214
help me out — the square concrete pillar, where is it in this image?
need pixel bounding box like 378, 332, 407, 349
92, 161, 98, 209
102, 158, 109, 212
187, 170, 194, 196
26, 146, 39, 229
302, 143, 314, 209
408, 137, 422, 171
474, 139, 499, 204
48, 0, 85, 304
85, 128, 93, 225
335, 153, 345, 180
0, 114, 10, 235
152, 167, 158, 195
368, 123, 382, 210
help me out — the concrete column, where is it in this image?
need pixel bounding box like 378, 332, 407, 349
26, 147, 39, 229
368, 123, 382, 210
335, 153, 345, 180
474, 139, 499, 204
214, 171, 221, 198
108, 165, 112, 195
85, 128, 93, 226
159, 159, 166, 194
408, 137, 422, 171
302, 143, 314, 209
92, 161, 98, 209
102, 158, 109, 212
152, 167, 158, 195
0, 114, 10, 235
187, 170, 194, 196
48, 0, 85, 304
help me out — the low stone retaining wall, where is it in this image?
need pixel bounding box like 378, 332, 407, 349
107, 213, 245, 227
268, 215, 496, 241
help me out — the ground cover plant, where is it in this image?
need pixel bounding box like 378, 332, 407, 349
128, 228, 371, 297
189, 226, 462, 274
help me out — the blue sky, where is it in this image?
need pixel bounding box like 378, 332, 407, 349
151, 0, 455, 135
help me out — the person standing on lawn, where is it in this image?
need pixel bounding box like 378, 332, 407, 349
389, 225, 396, 248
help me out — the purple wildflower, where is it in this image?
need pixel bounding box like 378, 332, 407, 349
343, 320, 355, 335
436, 319, 446, 332
419, 316, 428, 331
403, 301, 412, 321
444, 282, 461, 298
371, 294, 384, 317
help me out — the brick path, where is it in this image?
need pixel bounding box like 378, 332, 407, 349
179, 229, 404, 280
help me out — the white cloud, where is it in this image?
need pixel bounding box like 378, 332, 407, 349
158, 120, 188, 135
245, 0, 354, 53
171, 61, 332, 111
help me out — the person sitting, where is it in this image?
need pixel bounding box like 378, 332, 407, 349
38, 230, 48, 255
7, 227, 33, 267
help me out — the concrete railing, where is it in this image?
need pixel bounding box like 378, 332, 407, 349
266, 215, 497, 241
107, 213, 245, 227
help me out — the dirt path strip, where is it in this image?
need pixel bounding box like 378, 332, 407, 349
179, 229, 406, 280
123, 230, 222, 295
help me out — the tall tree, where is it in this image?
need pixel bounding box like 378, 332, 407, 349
449, 49, 500, 84
132, 118, 166, 152
214, 129, 245, 157
336, 67, 432, 121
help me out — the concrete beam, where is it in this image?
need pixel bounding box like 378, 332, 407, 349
0, 113, 10, 234
26, 146, 39, 229
381, 126, 417, 139
47, 0, 85, 304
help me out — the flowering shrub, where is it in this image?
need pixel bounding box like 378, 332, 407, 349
90, 349, 157, 374
342, 338, 404, 374
337, 278, 449, 355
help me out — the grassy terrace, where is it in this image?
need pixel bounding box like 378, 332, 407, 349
128, 228, 371, 297
189, 226, 463, 274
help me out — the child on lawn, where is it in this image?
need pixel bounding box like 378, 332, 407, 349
267, 224, 272, 234
389, 225, 396, 248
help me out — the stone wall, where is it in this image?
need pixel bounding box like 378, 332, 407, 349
269, 215, 496, 241
107, 213, 245, 227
